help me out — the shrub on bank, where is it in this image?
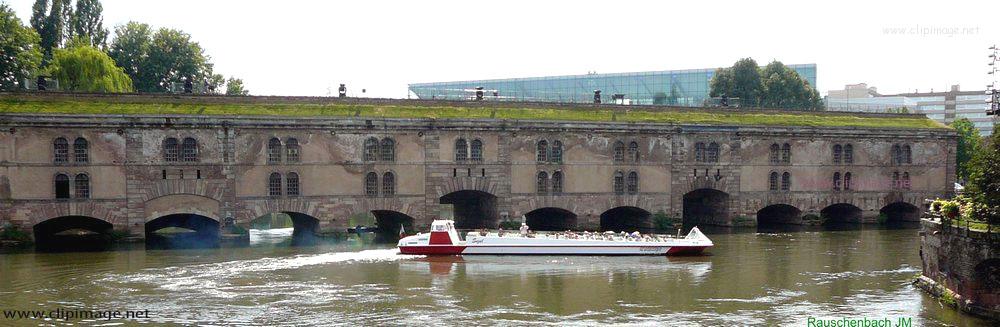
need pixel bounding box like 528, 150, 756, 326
0, 223, 31, 243
653, 211, 681, 230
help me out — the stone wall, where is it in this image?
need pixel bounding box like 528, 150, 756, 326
918, 219, 1000, 320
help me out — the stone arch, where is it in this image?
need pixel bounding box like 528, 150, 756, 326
600, 206, 652, 232
33, 215, 113, 250
756, 204, 803, 225
440, 190, 499, 229
682, 188, 730, 226
821, 203, 863, 224
879, 201, 921, 222
145, 213, 220, 248
143, 194, 221, 223
371, 210, 416, 240
525, 207, 578, 231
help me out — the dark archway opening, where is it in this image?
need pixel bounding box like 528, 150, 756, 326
683, 188, 730, 226
880, 202, 921, 223
145, 214, 220, 249
821, 203, 863, 224
249, 212, 320, 246
372, 210, 416, 243
756, 204, 803, 225
525, 207, 578, 231
600, 206, 652, 232
440, 190, 499, 229
288, 212, 320, 246
33, 216, 113, 252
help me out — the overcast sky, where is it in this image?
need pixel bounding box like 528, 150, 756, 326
6, 0, 998, 98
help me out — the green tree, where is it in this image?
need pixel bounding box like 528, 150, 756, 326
950, 118, 981, 182
70, 0, 107, 48
759, 61, 823, 110
710, 58, 763, 107
225, 77, 249, 96
30, 0, 73, 60
46, 41, 133, 92
109, 22, 217, 92
966, 124, 1000, 227
0, 3, 43, 90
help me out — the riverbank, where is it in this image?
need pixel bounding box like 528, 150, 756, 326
917, 219, 1000, 321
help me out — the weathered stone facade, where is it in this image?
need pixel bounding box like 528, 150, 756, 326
918, 220, 1000, 320
0, 95, 957, 241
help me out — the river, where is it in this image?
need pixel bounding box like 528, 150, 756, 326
0, 225, 993, 326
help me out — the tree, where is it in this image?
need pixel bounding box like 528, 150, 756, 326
225, 77, 249, 96
70, 0, 108, 48
46, 41, 133, 92
0, 3, 43, 90
109, 22, 217, 93
759, 61, 823, 110
30, 0, 73, 60
950, 118, 981, 182
710, 58, 821, 110
966, 124, 1000, 228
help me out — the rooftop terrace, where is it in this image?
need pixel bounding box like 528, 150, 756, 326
0, 92, 948, 130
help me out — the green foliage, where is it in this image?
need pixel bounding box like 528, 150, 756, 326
886, 106, 910, 114
498, 220, 520, 230
652, 210, 680, 230
966, 124, 1000, 227
0, 4, 43, 90
109, 22, 217, 92
31, 0, 73, 60
0, 224, 31, 242
930, 199, 944, 214
950, 118, 982, 182
226, 77, 249, 96
939, 201, 960, 219
69, 0, 107, 48
226, 224, 249, 235
877, 213, 888, 224
710, 58, 822, 110
0, 96, 949, 130
802, 214, 822, 225
46, 42, 133, 92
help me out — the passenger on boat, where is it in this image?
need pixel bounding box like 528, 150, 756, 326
519, 223, 529, 237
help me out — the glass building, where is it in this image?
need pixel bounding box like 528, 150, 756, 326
409, 64, 817, 107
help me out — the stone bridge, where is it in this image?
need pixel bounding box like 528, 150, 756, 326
0, 94, 957, 244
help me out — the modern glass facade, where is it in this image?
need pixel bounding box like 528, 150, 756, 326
409, 64, 817, 107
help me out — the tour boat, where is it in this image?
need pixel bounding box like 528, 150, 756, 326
397, 220, 713, 256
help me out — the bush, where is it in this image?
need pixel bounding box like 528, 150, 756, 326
653, 211, 680, 230
498, 220, 520, 230
930, 199, 944, 214
940, 201, 960, 219
0, 224, 31, 242
877, 213, 888, 224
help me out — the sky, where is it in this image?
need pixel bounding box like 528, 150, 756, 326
6, 0, 998, 98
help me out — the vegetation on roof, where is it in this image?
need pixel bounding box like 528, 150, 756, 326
0, 97, 948, 129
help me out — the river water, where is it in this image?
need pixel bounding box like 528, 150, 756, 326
0, 225, 993, 326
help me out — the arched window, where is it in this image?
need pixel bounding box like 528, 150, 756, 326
365, 172, 378, 197
363, 137, 378, 162
454, 139, 468, 162
902, 172, 910, 190
833, 144, 842, 164
707, 142, 720, 163
613, 141, 625, 163
286, 138, 300, 163
53, 137, 69, 163
695, 142, 706, 162
268, 172, 282, 197
892, 144, 902, 165
286, 172, 300, 196
55, 173, 70, 199
626, 171, 639, 194
892, 171, 900, 189
769, 143, 780, 164
73, 138, 89, 163
181, 138, 198, 162
470, 139, 483, 162
833, 172, 841, 191
551, 141, 563, 163
551, 171, 563, 194
781, 172, 791, 191
74, 173, 89, 198
380, 138, 395, 162
903, 145, 912, 164
536, 171, 548, 194
536, 140, 549, 162
769, 172, 779, 191
780, 143, 790, 164
268, 138, 282, 164
382, 172, 395, 196
163, 138, 179, 162
613, 171, 625, 195
628, 141, 640, 163
844, 172, 852, 191
844, 144, 854, 164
